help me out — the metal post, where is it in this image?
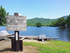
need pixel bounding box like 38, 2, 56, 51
15, 31, 19, 51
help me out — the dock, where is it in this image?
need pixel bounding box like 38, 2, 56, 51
20, 36, 59, 40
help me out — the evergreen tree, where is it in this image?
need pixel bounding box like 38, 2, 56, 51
0, 6, 8, 26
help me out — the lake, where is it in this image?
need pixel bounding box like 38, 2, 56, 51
0, 26, 70, 41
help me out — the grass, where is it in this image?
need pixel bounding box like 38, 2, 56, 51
24, 40, 70, 53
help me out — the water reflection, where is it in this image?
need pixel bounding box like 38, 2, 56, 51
56, 28, 70, 41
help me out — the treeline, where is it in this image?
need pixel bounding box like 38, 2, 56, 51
0, 6, 9, 26
51, 15, 70, 28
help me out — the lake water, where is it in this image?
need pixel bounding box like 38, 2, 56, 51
0, 26, 70, 41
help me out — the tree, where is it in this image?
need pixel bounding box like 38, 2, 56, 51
57, 17, 66, 27
36, 22, 42, 27
51, 17, 66, 27
0, 6, 8, 26
66, 15, 70, 28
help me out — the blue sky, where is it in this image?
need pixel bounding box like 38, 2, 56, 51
0, 0, 70, 19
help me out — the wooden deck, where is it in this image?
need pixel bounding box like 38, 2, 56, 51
20, 36, 59, 40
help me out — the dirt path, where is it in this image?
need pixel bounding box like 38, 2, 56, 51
0, 39, 39, 53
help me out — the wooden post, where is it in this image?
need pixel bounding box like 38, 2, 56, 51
15, 31, 19, 51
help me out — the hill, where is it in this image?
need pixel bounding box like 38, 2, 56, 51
62, 16, 68, 19
27, 15, 68, 26
57, 15, 68, 19
27, 18, 56, 26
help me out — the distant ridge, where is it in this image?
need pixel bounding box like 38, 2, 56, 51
27, 18, 56, 26
62, 16, 68, 19
27, 15, 68, 26
56, 15, 68, 19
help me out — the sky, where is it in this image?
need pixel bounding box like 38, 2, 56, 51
0, 0, 70, 19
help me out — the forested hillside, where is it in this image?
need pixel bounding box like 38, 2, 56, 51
27, 16, 68, 26
27, 18, 56, 26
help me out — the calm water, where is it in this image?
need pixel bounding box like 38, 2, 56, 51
0, 26, 70, 41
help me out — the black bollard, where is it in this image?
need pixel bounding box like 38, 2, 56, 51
14, 31, 20, 51
11, 31, 23, 51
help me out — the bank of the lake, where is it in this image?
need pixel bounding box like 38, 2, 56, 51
0, 26, 70, 41
24, 40, 70, 53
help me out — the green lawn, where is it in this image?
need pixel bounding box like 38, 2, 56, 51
24, 40, 70, 53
